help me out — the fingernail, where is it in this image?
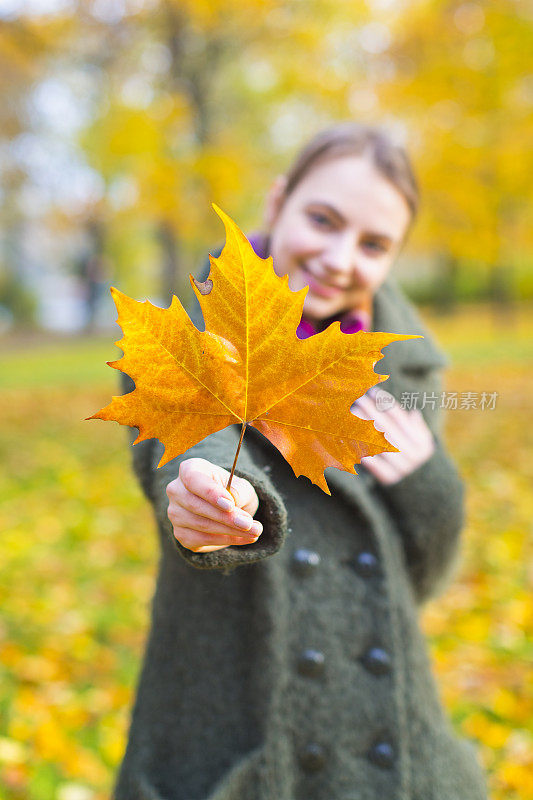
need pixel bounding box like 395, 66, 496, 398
233, 512, 252, 530
251, 521, 263, 537
216, 496, 233, 511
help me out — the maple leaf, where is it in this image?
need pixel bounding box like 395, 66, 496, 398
89, 205, 418, 493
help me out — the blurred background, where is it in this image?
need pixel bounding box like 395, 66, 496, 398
0, 1, 531, 798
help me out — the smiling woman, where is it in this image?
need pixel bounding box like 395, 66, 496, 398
114, 123, 488, 800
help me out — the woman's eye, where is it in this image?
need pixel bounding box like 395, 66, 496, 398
362, 239, 387, 255
308, 211, 334, 229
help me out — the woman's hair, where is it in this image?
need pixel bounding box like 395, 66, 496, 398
282, 122, 419, 220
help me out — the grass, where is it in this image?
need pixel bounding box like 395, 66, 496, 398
0, 334, 122, 390
422, 303, 533, 366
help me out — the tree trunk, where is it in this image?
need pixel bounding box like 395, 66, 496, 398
489, 263, 515, 328
158, 220, 180, 303
434, 252, 459, 314
80, 219, 106, 334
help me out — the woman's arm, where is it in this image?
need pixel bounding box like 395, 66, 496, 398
352, 375, 465, 604
121, 372, 288, 571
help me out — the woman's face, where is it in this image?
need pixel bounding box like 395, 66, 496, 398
266, 155, 412, 322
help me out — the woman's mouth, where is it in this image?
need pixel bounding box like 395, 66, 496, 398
301, 268, 345, 299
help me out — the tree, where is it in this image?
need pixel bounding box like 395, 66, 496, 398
81, 0, 373, 301
373, 0, 533, 306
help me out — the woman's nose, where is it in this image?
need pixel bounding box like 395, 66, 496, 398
322, 234, 358, 278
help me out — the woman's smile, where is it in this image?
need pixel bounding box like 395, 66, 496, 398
297, 264, 347, 298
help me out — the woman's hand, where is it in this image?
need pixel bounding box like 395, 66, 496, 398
351, 388, 435, 486
166, 458, 263, 553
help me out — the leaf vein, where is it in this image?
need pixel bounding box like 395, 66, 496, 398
132, 305, 238, 418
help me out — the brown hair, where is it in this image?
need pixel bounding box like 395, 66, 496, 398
282, 122, 419, 220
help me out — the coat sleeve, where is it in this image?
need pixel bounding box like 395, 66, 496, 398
120, 372, 288, 573
376, 365, 465, 604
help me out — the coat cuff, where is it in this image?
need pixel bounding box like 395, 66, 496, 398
121, 372, 289, 571
149, 444, 288, 572
170, 465, 288, 571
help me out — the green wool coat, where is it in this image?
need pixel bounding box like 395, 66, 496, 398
113, 277, 487, 800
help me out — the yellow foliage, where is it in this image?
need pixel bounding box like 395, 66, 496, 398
377, 0, 533, 263
462, 713, 510, 749
497, 761, 533, 795
166, 0, 272, 30
492, 689, 523, 722
0, 738, 27, 766
90, 107, 163, 165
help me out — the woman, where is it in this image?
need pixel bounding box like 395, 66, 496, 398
114, 124, 487, 799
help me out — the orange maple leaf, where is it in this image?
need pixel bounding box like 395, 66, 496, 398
89, 205, 418, 493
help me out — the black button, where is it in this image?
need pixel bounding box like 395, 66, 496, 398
361, 647, 392, 676
291, 548, 321, 576
299, 742, 327, 772
367, 740, 395, 769
352, 551, 380, 577
297, 648, 325, 678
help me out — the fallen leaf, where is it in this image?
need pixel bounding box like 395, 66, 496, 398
89, 205, 417, 493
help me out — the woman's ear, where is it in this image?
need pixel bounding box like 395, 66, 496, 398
264, 175, 288, 230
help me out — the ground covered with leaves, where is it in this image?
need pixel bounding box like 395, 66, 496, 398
0, 305, 531, 800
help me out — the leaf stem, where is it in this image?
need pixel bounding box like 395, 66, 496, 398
227, 421, 247, 494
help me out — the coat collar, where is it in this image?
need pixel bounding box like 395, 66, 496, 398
372, 278, 447, 373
